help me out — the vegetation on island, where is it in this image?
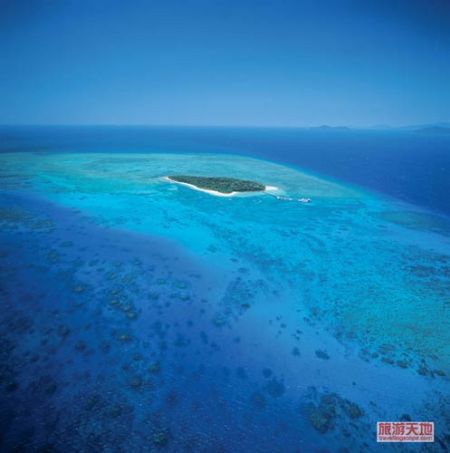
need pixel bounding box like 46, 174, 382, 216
168, 175, 265, 194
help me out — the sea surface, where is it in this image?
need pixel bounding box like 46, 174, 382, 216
0, 126, 449, 452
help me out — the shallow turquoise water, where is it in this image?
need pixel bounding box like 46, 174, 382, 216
0, 152, 449, 451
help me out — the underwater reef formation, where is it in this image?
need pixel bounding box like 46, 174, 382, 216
1, 152, 450, 452
167, 175, 266, 194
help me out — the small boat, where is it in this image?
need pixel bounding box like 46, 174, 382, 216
299, 197, 312, 203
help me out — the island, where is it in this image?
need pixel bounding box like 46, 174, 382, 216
166, 175, 267, 196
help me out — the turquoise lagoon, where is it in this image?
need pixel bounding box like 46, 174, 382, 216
0, 151, 449, 451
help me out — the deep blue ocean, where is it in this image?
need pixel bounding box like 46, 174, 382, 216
0, 126, 449, 452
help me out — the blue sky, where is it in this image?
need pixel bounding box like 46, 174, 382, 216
1, 0, 449, 127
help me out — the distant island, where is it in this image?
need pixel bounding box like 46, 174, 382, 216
311, 125, 350, 131
166, 175, 267, 196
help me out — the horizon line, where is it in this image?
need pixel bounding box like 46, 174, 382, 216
0, 122, 448, 130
